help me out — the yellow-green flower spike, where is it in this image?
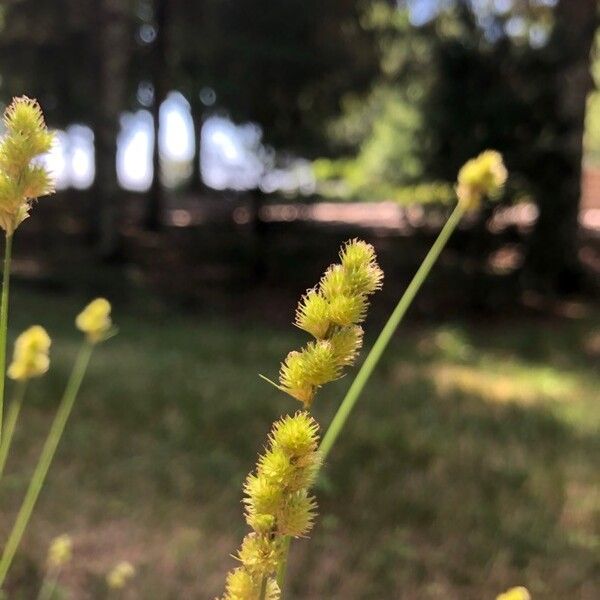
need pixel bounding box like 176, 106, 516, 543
75, 298, 113, 343
106, 561, 135, 590
221, 568, 280, 600
7, 325, 51, 381
278, 240, 382, 407
339, 239, 384, 296
236, 534, 282, 576
269, 411, 319, 458
275, 490, 317, 537
329, 325, 363, 366
295, 289, 329, 339
496, 587, 531, 600
46, 534, 72, 570
244, 473, 283, 517
326, 293, 367, 327
0, 97, 55, 234
457, 149, 507, 210
221, 242, 381, 599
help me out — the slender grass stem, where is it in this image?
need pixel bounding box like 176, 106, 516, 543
0, 341, 94, 588
320, 203, 465, 460
0, 233, 14, 446
275, 535, 291, 591
36, 567, 60, 600
259, 575, 268, 600
0, 380, 27, 480
276, 203, 465, 593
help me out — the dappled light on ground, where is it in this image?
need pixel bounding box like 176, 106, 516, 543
0, 290, 597, 598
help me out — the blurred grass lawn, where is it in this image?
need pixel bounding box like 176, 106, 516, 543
0, 288, 598, 599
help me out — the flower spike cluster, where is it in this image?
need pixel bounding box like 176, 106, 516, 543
47, 534, 73, 570
221, 412, 321, 600
496, 587, 531, 600
220, 240, 382, 600
106, 561, 136, 590
279, 239, 383, 407
0, 97, 54, 234
76, 298, 113, 343
456, 149, 507, 210
7, 325, 51, 381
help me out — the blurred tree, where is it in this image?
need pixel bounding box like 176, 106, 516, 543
93, 0, 133, 258
327, 0, 598, 294
525, 0, 598, 292
145, 0, 170, 232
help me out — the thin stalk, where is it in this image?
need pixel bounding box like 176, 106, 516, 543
0, 342, 94, 588
259, 575, 268, 600
0, 380, 28, 479
320, 203, 465, 460
36, 567, 60, 600
275, 535, 291, 591
0, 233, 14, 446
276, 203, 465, 593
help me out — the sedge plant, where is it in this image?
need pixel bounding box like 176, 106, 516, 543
0, 96, 116, 591
0, 97, 54, 444
219, 150, 507, 599
36, 534, 73, 600
0, 298, 115, 587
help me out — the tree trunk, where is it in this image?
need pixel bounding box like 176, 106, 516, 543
92, 0, 129, 259
525, 0, 598, 293
189, 101, 206, 195
144, 0, 169, 231
248, 188, 268, 282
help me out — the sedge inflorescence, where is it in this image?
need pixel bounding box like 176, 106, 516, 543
279, 239, 383, 408
75, 298, 113, 344
106, 561, 136, 590
0, 97, 55, 235
220, 240, 382, 600
456, 149, 507, 210
46, 534, 72, 570
7, 325, 51, 381
496, 587, 531, 600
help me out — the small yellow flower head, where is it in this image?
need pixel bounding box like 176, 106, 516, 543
276, 490, 317, 537
7, 325, 51, 381
244, 473, 283, 516
278, 239, 382, 406
496, 587, 531, 600
278, 342, 341, 407
326, 293, 367, 327
47, 534, 72, 570
245, 512, 276, 535
295, 289, 329, 339
222, 568, 280, 600
277, 351, 314, 407
269, 412, 319, 459
75, 298, 112, 343
338, 239, 384, 296
106, 561, 135, 590
329, 325, 363, 366
244, 413, 321, 538
236, 533, 282, 576
319, 264, 346, 300
457, 150, 507, 210
0, 97, 55, 234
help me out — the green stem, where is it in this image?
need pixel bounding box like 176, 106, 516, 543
276, 535, 291, 592
0, 233, 14, 446
36, 567, 60, 600
320, 203, 465, 460
0, 380, 27, 480
258, 576, 268, 600
276, 203, 465, 591
0, 342, 94, 588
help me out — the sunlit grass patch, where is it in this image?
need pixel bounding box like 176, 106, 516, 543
0, 288, 598, 598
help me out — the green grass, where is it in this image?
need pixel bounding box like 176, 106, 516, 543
0, 288, 598, 599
